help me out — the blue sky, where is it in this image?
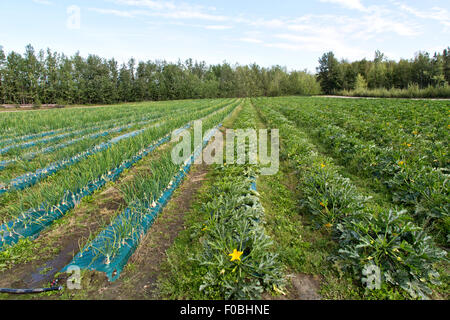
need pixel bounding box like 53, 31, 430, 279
0, 0, 449, 72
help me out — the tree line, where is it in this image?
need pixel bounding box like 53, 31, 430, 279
317, 48, 450, 94
2, 44, 449, 105
0, 44, 321, 105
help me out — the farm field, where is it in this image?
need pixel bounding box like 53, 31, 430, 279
0, 96, 448, 300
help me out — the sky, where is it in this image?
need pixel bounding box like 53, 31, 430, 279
0, 0, 449, 72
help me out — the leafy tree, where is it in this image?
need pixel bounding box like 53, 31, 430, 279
0, 45, 5, 103
412, 52, 433, 88
393, 59, 412, 89
23, 44, 41, 104
317, 52, 342, 94
317, 48, 449, 93
355, 74, 368, 90
6, 44, 448, 104
118, 63, 133, 102
444, 47, 450, 84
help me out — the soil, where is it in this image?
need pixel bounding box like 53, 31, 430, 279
262, 273, 322, 300
288, 273, 322, 300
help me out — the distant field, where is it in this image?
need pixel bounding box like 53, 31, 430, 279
0, 97, 448, 300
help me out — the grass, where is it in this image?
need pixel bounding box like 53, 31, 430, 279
157, 174, 216, 299
0, 239, 44, 272
258, 165, 359, 299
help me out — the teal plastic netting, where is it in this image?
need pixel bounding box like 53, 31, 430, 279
0, 126, 189, 251
0, 126, 103, 155
0, 122, 164, 196
0, 114, 164, 170
0, 126, 124, 171
0, 129, 65, 148
61, 124, 221, 281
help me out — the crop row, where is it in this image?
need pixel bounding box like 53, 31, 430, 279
312, 98, 447, 144
0, 128, 184, 251
192, 101, 284, 299
0, 121, 165, 196
0, 99, 232, 190
271, 97, 448, 169
0, 100, 239, 251
0, 99, 239, 222
0, 100, 234, 183
62, 102, 235, 281
0, 125, 127, 171
0, 99, 223, 137
253, 98, 447, 299
264, 97, 449, 245
0, 100, 213, 158
0, 100, 208, 177
0, 106, 163, 149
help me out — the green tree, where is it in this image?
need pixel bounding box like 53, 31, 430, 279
118, 63, 133, 102
57, 54, 76, 104
0, 45, 5, 104
23, 44, 41, 104
355, 73, 368, 90
411, 52, 433, 88
4, 51, 26, 104
393, 59, 412, 89
317, 51, 342, 94
444, 47, 450, 84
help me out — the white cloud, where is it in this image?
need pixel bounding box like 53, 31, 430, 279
272, 32, 370, 60
109, 0, 227, 21
239, 38, 264, 44
111, 0, 176, 10
205, 25, 233, 30
394, 2, 450, 31
32, 0, 52, 5
247, 18, 286, 28
89, 8, 135, 18
156, 10, 227, 21
358, 13, 420, 37
319, 0, 367, 11
231, 8, 420, 63
87, 0, 439, 64
285, 13, 419, 39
